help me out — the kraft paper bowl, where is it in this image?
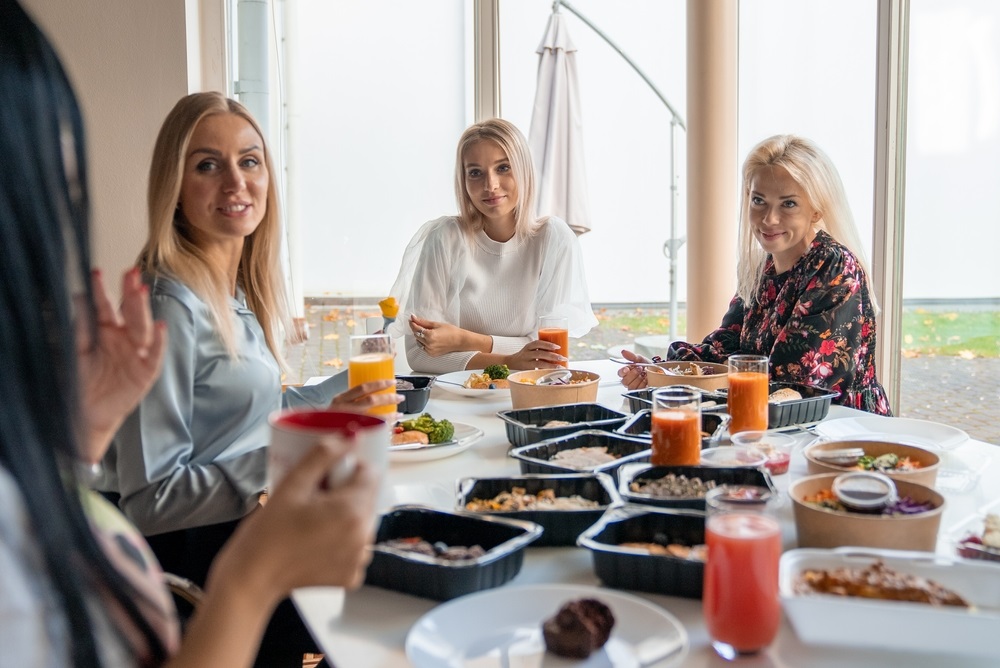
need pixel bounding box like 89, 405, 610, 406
507, 369, 600, 410
803, 439, 940, 488
789, 473, 944, 552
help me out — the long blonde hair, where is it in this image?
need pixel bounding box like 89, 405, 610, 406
736, 134, 878, 313
140, 92, 290, 361
453, 118, 543, 242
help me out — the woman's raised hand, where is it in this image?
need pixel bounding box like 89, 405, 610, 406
617, 348, 651, 390
75, 268, 166, 463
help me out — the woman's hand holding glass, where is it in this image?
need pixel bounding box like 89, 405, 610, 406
328, 380, 402, 420
502, 339, 566, 370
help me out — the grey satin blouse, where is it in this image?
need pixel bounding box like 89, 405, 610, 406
96, 275, 346, 536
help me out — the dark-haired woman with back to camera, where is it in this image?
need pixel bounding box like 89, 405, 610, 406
0, 1, 379, 666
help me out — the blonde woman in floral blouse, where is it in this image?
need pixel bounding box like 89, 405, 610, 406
620, 135, 891, 416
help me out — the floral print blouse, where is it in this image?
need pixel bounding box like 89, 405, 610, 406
668, 230, 892, 415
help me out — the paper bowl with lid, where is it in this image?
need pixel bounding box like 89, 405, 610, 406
506, 368, 600, 409
788, 473, 944, 551
803, 439, 940, 487
645, 361, 729, 391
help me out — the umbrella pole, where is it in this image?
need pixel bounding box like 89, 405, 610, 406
554, 0, 687, 341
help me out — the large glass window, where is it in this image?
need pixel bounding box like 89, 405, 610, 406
738, 0, 878, 254
499, 1, 688, 305
902, 0, 1000, 443
283, 0, 469, 298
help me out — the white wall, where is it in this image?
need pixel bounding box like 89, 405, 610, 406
18, 0, 204, 296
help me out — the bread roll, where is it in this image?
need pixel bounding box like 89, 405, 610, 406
391, 430, 429, 446
768, 388, 803, 403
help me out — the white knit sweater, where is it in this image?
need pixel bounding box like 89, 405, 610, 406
388, 216, 596, 374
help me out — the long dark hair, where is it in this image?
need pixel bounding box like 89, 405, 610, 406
0, 1, 165, 664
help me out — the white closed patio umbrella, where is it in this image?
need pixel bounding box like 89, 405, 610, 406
529, 7, 591, 235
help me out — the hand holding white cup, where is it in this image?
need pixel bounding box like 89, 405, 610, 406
268, 409, 390, 493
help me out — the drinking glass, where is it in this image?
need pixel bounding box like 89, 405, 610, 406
348, 334, 395, 416
650, 387, 701, 466
538, 315, 569, 367
703, 485, 783, 659
727, 354, 769, 435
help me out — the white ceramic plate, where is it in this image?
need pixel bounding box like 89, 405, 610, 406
813, 416, 970, 451
405, 583, 688, 667
389, 422, 483, 463
434, 370, 512, 399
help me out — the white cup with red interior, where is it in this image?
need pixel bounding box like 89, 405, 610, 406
267, 409, 390, 494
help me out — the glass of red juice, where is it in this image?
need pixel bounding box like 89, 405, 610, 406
538, 315, 569, 367
651, 387, 701, 466
727, 354, 769, 435
703, 485, 783, 659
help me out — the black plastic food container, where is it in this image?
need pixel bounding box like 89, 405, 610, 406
617, 463, 776, 510
622, 387, 729, 414
764, 382, 838, 428
507, 429, 651, 482
616, 409, 729, 445
496, 403, 630, 448
456, 473, 621, 547
395, 375, 434, 414
578, 506, 706, 598
624, 382, 836, 429
365, 505, 542, 600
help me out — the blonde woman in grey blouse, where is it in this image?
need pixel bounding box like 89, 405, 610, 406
96, 92, 398, 667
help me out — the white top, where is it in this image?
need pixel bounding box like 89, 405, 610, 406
387, 216, 597, 374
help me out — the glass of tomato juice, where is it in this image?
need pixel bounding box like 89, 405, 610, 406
537, 315, 569, 367
703, 485, 783, 659
727, 354, 769, 435
348, 334, 395, 416
650, 387, 701, 466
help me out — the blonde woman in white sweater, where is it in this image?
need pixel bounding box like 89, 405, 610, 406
388, 119, 597, 374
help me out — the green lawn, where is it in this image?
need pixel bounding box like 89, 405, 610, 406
901, 309, 1000, 358
590, 307, 1000, 359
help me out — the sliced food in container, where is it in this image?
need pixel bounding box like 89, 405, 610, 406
366, 505, 542, 601
780, 547, 1000, 657
622, 386, 728, 413
577, 505, 707, 599
496, 402, 629, 448
617, 462, 776, 510
456, 473, 621, 547
507, 429, 651, 482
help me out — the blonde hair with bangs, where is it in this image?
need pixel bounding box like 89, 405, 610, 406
736, 134, 878, 313
140, 92, 290, 362
454, 118, 543, 241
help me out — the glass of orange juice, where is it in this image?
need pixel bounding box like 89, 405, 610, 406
650, 387, 701, 466
727, 354, 769, 435
537, 315, 569, 367
348, 334, 395, 416
703, 485, 782, 659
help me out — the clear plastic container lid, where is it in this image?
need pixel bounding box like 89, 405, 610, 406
832, 471, 898, 511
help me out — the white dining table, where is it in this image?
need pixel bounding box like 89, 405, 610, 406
294, 359, 999, 667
